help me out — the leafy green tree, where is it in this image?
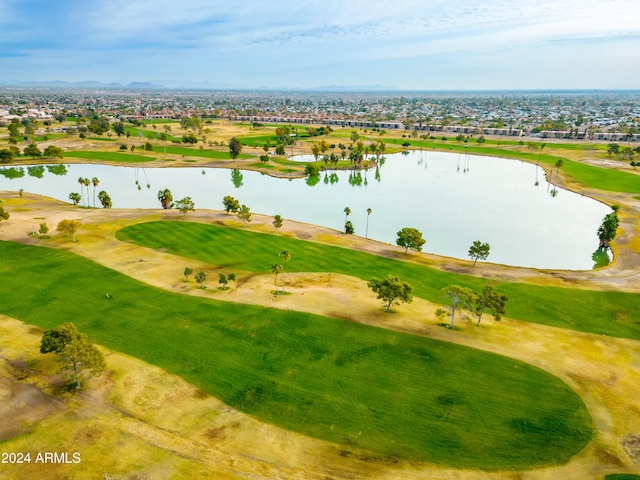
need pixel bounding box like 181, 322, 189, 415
175, 196, 195, 216
40, 322, 105, 390
368, 274, 413, 312
273, 214, 283, 230
260, 154, 270, 163
468, 241, 491, 266
69, 192, 81, 205
237, 204, 251, 225
607, 143, 620, 156
144, 141, 153, 151
0, 205, 9, 222
0, 148, 14, 163
184, 267, 193, 281
23, 143, 42, 158
43, 145, 64, 159
195, 271, 207, 289
228, 273, 236, 284
470, 286, 508, 326
305, 163, 320, 176
38, 222, 49, 238
275, 144, 286, 155
396, 227, 426, 254
222, 195, 240, 214
219, 273, 228, 289
441, 285, 474, 329
182, 133, 198, 144
597, 211, 619, 248
157, 189, 173, 209
229, 137, 243, 159
112, 122, 125, 136
57, 219, 81, 242
271, 263, 282, 293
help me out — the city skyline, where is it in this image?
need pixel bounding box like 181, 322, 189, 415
1, 0, 639, 90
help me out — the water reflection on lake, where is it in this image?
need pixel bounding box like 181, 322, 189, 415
0, 151, 610, 270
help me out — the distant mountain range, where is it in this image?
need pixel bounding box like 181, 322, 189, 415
0, 80, 163, 89
0, 79, 399, 92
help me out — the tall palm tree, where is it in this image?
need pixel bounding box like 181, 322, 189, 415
82, 178, 90, 206
91, 177, 99, 208
271, 264, 282, 294
280, 250, 290, 293
77, 177, 85, 206
365, 208, 372, 238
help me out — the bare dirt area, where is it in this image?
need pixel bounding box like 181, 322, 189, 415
1, 193, 640, 479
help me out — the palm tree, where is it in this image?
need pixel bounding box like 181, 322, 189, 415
280, 250, 290, 293
555, 159, 564, 174
91, 177, 99, 208
365, 208, 372, 238
69, 192, 81, 205
77, 177, 85, 206
82, 178, 90, 206
157, 189, 173, 209
271, 264, 282, 294
98, 190, 112, 208
344, 206, 351, 224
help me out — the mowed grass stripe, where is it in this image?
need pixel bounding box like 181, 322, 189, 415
117, 221, 640, 340
152, 145, 252, 159
0, 240, 591, 469
65, 151, 154, 163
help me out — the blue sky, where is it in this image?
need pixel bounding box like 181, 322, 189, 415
1, 0, 639, 89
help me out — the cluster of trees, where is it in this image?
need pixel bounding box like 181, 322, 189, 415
606, 143, 640, 166
367, 272, 508, 330
222, 195, 251, 224
441, 285, 508, 328
0, 144, 64, 162
156, 189, 194, 215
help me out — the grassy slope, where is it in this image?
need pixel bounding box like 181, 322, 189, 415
117, 222, 640, 341
0, 240, 591, 469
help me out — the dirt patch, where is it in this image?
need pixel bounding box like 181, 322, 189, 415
0, 376, 64, 441
622, 435, 640, 465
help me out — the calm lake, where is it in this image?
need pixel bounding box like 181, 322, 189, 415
0, 151, 610, 270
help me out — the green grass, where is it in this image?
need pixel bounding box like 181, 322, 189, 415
605, 475, 640, 480
65, 151, 154, 163
236, 134, 279, 146
0, 240, 591, 469
152, 145, 252, 160
117, 222, 640, 341
123, 126, 177, 141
